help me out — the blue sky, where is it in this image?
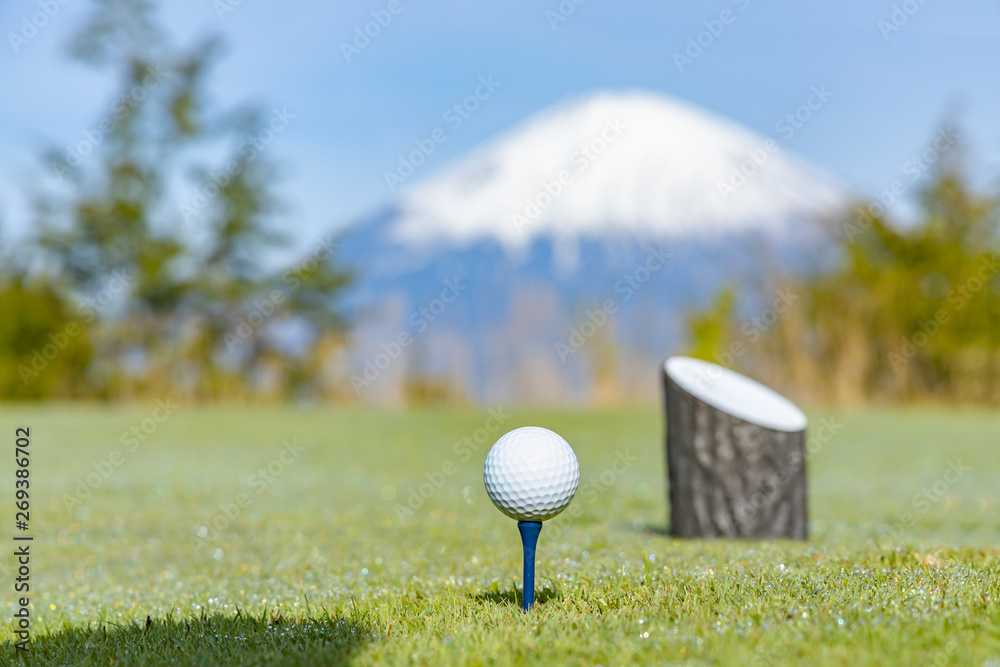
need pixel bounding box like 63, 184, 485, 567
2, 0, 998, 248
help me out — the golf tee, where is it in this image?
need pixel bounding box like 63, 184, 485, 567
517, 521, 542, 611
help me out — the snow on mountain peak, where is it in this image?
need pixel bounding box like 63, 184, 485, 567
389, 90, 844, 252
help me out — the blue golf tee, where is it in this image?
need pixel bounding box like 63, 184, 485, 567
517, 521, 542, 611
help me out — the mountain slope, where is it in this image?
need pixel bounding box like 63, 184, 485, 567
390, 91, 842, 257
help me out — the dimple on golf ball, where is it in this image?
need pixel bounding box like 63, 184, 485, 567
483, 426, 580, 522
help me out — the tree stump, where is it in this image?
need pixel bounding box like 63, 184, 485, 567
663, 356, 808, 539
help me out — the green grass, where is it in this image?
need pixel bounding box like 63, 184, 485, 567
0, 404, 998, 665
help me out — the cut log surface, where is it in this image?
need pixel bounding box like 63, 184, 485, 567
663, 357, 808, 539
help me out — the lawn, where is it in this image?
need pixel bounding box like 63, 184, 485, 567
1, 404, 998, 665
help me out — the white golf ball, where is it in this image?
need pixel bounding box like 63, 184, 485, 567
483, 426, 580, 522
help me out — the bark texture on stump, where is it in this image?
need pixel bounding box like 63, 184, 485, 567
664, 358, 807, 539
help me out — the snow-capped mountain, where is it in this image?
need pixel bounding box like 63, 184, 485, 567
336, 91, 846, 404
393, 91, 840, 255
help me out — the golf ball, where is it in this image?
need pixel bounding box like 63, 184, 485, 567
483, 426, 580, 522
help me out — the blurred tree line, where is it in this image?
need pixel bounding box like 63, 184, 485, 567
4, 1, 997, 406
0, 0, 350, 401
687, 148, 1000, 404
